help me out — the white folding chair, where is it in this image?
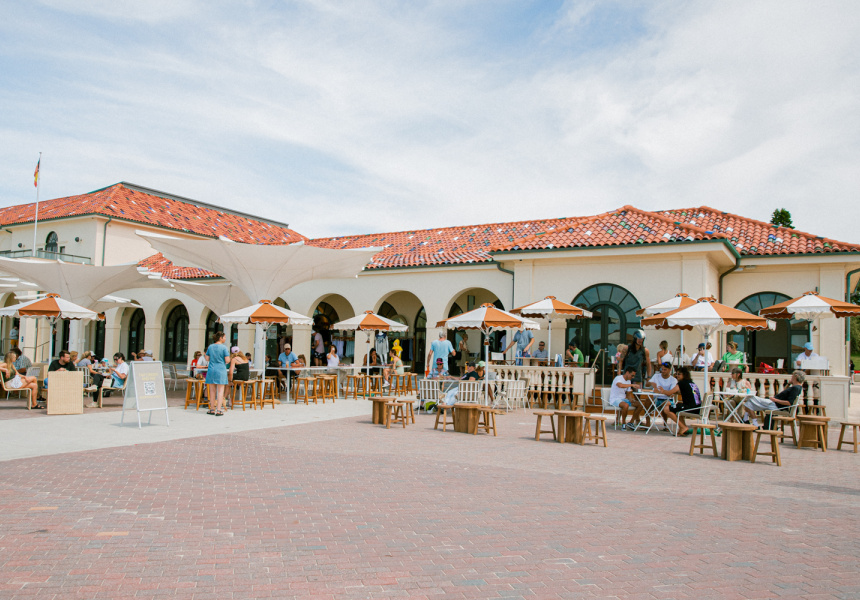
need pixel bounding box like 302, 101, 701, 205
502, 379, 528, 411
671, 393, 716, 436
457, 381, 483, 404
417, 378, 441, 413
600, 387, 621, 429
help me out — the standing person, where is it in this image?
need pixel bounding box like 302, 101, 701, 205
618, 331, 651, 384
312, 328, 325, 366
0, 351, 39, 408
9, 323, 19, 350
503, 328, 534, 365
205, 331, 229, 416
457, 333, 470, 375
426, 331, 455, 375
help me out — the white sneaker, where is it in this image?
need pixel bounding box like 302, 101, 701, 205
86, 402, 98, 408
84, 385, 97, 392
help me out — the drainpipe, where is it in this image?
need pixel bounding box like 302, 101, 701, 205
717, 253, 741, 359
101, 217, 112, 266
494, 262, 515, 310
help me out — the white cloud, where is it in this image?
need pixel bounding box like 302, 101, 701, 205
0, 0, 858, 243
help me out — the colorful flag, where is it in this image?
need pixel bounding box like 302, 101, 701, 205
34, 158, 40, 187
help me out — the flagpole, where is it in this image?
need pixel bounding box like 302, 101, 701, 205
32, 153, 41, 258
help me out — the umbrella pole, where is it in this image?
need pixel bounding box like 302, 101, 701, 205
484, 328, 489, 406
702, 332, 709, 424
680, 330, 684, 368
548, 317, 552, 366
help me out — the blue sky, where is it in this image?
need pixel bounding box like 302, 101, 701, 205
1, 1, 858, 242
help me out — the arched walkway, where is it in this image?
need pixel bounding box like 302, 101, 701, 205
163, 304, 190, 363
310, 294, 355, 365
730, 292, 809, 369
568, 283, 642, 386
375, 291, 424, 369
125, 308, 145, 359
205, 310, 238, 349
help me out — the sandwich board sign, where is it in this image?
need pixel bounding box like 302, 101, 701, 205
121, 360, 170, 429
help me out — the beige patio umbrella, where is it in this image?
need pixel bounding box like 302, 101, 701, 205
0, 293, 98, 359
511, 296, 592, 366
758, 291, 860, 321
636, 293, 698, 367
437, 303, 539, 404
641, 297, 774, 398
332, 311, 408, 379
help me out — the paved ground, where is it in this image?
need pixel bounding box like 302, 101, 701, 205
1, 390, 859, 599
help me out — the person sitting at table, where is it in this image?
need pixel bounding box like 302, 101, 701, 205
719, 366, 754, 421
190, 350, 203, 377
609, 366, 642, 431
278, 343, 299, 391
382, 348, 403, 387
428, 358, 449, 379
659, 366, 701, 436
794, 342, 820, 368
720, 341, 745, 371
743, 370, 804, 429
327, 344, 340, 369
1, 351, 40, 408
244, 352, 252, 362
363, 348, 382, 374
673, 345, 690, 368
440, 362, 493, 405
566, 339, 585, 367
690, 343, 714, 370
532, 341, 548, 362
11, 347, 31, 375
228, 347, 250, 383
646, 362, 678, 428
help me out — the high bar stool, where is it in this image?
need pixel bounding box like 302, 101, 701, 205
295, 376, 315, 404
184, 378, 207, 410
230, 379, 257, 410
258, 378, 278, 409
405, 372, 419, 396
320, 375, 337, 403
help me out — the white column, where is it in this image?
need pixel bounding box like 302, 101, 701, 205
291, 323, 312, 364
68, 321, 84, 353
143, 324, 162, 360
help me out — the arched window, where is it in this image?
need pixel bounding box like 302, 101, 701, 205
313, 301, 339, 326
163, 305, 189, 362
45, 231, 59, 254
729, 292, 809, 368
127, 308, 145, 359
205, 311, 238, 349
568, 283, 642, 385
414, 308, 427, 371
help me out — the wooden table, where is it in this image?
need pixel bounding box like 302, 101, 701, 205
554, 410, 587, 444
717, 421, 757, 461
369, 396, 396, 425
453, 403, 480, 434
797, 415, 830, 451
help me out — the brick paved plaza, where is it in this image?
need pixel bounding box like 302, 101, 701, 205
1, 396, 859, 599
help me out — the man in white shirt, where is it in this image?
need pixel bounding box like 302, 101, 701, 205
646, 362, 679, 429
609, 366, 643, 430
690, 343, 714, 370
795, 342, 820, 368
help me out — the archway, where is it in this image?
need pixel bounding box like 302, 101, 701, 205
311, 294, 355, 363
569, 283, 642, 386
729, 292, 809, 369
126, 308, 145, 359
163, 304, 190, 363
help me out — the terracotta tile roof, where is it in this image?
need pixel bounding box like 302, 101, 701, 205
137, 253, 217, 280
658, 207, 860, 255
0, 183, 307, 245
309, 217, 573, 269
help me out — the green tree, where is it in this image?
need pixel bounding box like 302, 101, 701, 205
770, 208, 794, 228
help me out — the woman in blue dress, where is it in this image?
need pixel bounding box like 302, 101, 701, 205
205, 331, 230, 416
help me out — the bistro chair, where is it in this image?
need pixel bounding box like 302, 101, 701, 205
417, 378, 441, 413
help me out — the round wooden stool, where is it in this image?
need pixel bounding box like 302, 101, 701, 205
751, 429, 783, 466
295, 376, 315, 404
230, 380, 257, 410
319, 375, 336, 403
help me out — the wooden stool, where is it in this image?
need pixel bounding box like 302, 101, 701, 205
184, 378, 207, 410
405, 372, 418, 395
319, 375, 336, 403
391, 374, 407, 397
295, 376, 315, 404
751, 429, 783, 466
583, 414, 609, 447
805, 403, 827, 416
385, 401, 407, 429
533, 409, 556, 441
837, 421, 860, 453
399, 399, 416, 424
478, 406, 500, 436
345, 374, 364, 399
797, 415, 829, 452
368, 375, 383, 397
771, 414, 798, 445
230, 380, 257, 410
688, 422, 718, 457
434, 403, 454, 431
258, 378, 278, 409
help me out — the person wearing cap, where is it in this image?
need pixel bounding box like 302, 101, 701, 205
617, 330, 651, 384
428, 357, 449, 379
690, 343, 714, 370
565, 339, 584, 367
278, 343, 299, 391
427, 331, 455, 374
646, 362, 678, 430
794, 342, 820, 368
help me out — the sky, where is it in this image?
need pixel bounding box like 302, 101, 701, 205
1, 0, 859, 242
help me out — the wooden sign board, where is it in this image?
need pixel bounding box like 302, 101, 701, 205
121, 361, 170, 429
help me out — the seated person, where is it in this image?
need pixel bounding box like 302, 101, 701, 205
1, 351, 40, 408
45, 350, 73, 388
441, 362, 493, 405
532, 341, 548, 361
690, 343, 714, 370
720, 341, 745, 371
383, 348, 403, 386
609, 366, 642, 430
363, 348, 382, 374
88, 353, 129, 406
278, 344, 298, 390
721, 366, 753, 420
743, 370, 804, 428
11, 347, 32, 375
228, 347, 250, 383
646, 362, 678, 424
77, 351, 94, 369
659, 366, 701, 436
566, 340, 585, 367
428, 358, 449, 379
794, 342, 821, 368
